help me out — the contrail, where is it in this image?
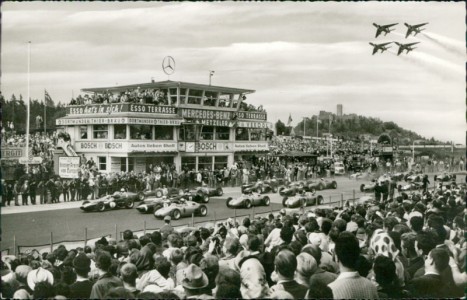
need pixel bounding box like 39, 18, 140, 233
388, 48, 463, 81
422, 32, 464, 57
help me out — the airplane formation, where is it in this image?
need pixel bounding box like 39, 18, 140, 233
370, 22, 428, 55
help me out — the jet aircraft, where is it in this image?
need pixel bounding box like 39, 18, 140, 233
394, 42, 420, 55
404, 23, 429, 38
369, 42, 392, 55
373, 23, 398, 38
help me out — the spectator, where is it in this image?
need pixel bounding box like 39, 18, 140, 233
89, 251, 123, 298
269, 249, 308, 299
69, 253, 93, 298
120, 263, 139, 297
328, 232, 378, 299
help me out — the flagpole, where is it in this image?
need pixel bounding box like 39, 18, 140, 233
44, 90, 47, 134
26, 41, 31, 172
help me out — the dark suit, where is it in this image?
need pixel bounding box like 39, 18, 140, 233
280, 280, 308, 299
407, 273, 447, 298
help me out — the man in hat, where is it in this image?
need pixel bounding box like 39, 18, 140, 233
179, 264, 212, 299
13, 265, 33, 299
161, 215, 174, 236
69, 253, 93, 298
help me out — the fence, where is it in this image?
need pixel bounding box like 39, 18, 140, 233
9, 174, 464, 256
12, 191, 362, 256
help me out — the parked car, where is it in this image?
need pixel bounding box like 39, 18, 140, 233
226, 192, 271, 209
80, 191, 135, 212
154, 200, 208, 220
334, 162, 345, 175
282, 191, 324, 208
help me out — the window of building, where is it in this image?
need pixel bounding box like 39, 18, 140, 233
235, 128, 249, 141
98, 156, 107, 171
232, 95, 240, 109
128, 157, 134, 172
180, 88, 188, 104
179, 124, 200, 141
215, 127, 230, 140
250, 129, 266, 141
93, 125, 108, 139
120, 157, 127, 172
181, 157, 196, 171
203, 91, 217, 107
154, 126, 173, 140
130, 125, 152, 140
169, 88, 178, 105
198, 156, 213, 171
187, 89, 203, 105
218, 93, 232, 107
200, 126, 214, 140
80, 126, 88, 139
114, 124, 127, 139
214, 156, 228, 170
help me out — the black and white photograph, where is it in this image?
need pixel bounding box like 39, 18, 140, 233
1, 1, 465, 299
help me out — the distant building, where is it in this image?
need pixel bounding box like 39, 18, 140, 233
337, 104, 343, 117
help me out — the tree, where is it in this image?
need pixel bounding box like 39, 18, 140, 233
275, 119, 290, 136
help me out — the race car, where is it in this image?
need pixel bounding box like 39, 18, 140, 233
378, 173, 405, 183
279, 181, 306, 197
434, 173, 456, 182
154, 200, 208, 220
398, 182, 422, 192
282, 191, 324, 208
80, 191, 135, 212
193, 186, 224, 197
136, 197, 166, 214
226, 192, 271, 209
241, 179, 283, 194
307, 179, 338, 191
405, 172, 424, 183
137, 187, 184, 201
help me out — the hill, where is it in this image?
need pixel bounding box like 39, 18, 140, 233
276, 114, 448, 146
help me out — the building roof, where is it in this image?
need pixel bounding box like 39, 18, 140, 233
82, 80, 255, 95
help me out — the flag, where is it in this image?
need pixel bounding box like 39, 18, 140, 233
287, 114, 292, 126
45, 90, 54, 107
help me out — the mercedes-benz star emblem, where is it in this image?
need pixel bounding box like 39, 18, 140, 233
162, 56, 176, 75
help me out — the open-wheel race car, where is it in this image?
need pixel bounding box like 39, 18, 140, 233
136, 197, 166, 214
279, 181, 307, 197
307, 179, 338, 191
80, 191, 136, 212
241, 178, 286, 194
154, 199, 208, 220
398, 182, 422, 192
282, 191, 324, 208
137, 187, 184, 201
434, 173, 456, 182
192, 186, 224, 197
136, 190, 211, 214
226, 192, 271, 209
405, 172, 424, 183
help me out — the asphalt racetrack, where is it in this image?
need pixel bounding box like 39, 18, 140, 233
1, 174, 463, 252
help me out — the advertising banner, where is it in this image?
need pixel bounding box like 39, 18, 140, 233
233, 142, 269, 152
1, 147, 23, 159
180, 108, 267, 121
57, 117, 182, 126
59, 157, 80, 178
66, 104, 177, 115
74, 141, 177, 153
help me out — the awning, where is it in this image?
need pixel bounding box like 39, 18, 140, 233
276, 151, 317, 157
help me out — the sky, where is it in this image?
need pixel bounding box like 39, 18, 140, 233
1, 2, 465, 144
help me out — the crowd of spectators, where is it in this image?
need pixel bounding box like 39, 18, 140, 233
69, 89, 170, 106
2, 181, 465, 299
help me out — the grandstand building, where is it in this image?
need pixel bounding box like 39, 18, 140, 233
56, 80, 272, 173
